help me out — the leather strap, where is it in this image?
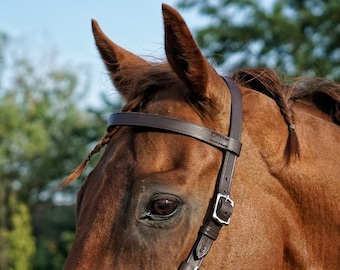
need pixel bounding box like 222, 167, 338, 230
108, 113, 241, 155
107, 77, 242, 270
178, 77, 242, 270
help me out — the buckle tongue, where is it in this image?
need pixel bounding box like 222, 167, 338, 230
212, 193, 234, 225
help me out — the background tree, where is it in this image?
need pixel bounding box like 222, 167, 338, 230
0, 31, 122, 269
177, 0, 340, 81
3, 194, 35, 270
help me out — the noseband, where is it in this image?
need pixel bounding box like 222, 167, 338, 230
107, 77, 242, 270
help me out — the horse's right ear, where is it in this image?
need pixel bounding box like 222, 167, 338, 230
92, 19, 150, 101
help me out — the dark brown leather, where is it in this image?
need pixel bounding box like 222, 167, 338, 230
178, 77, 242, 270
108, 113, 241, 155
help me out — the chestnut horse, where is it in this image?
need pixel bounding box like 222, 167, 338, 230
63, 4, 340, 269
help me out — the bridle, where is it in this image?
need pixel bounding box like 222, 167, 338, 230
107, 77, 242, 270
107, 77, 242, 269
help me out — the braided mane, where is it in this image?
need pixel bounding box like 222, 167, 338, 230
231, 68, 340, 125
231, 68, 340, 164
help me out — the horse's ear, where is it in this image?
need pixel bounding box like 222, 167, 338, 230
162, 4, 222, 99
92, 19, 149, 101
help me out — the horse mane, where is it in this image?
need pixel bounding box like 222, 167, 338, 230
59, 66, 340, 188
119, 63, 184, 111
231, 68, 340, 164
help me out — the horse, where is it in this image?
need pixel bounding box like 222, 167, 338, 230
62, 4, 340, 269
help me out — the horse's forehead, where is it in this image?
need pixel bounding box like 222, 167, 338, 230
94, 125, 219, 193
85, 128, 189, 191
143, 92, 208, 128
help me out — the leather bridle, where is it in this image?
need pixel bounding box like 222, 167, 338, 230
107, 77, 242, 270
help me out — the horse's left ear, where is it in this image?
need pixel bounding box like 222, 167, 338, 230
92, 19, 150, 101
162, 4, 224, 100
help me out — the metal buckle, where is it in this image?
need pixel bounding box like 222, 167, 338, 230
212, 193, 234, 225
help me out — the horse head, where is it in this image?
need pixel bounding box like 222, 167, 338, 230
63, 4, 340, 270
64, 4, 235, 269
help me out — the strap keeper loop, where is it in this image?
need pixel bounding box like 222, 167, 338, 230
199, 224, 220, 240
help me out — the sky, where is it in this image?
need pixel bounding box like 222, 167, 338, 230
0, 0, 197, 107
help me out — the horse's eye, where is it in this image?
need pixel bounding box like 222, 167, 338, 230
141, 195, 182, 222
151, 199, 178, 216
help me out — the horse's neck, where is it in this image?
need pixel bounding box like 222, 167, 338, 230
294, 101, 334, 123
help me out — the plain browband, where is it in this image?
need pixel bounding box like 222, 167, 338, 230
108, 112, 241, 156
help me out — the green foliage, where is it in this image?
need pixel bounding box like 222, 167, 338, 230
31, 203, 76, 270
0, 30, 122, 269
4, 194, 36, 270
177, 0, 340, 81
